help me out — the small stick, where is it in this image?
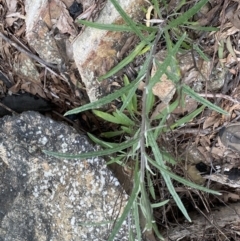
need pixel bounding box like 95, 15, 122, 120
0, 32, 73, 86
198, 93, 240, 104
0, 102, 18, 115
0, 32, 57, 70
172, 128, 211, 135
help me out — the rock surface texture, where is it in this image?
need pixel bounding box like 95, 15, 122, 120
0, 111, 129, 241
73, 0, 147, 102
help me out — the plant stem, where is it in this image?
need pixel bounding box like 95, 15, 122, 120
140, 27, 163, 183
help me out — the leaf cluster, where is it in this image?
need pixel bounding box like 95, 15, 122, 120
44, 0, 226, 240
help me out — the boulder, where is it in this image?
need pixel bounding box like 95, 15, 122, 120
0, 111, 129, 240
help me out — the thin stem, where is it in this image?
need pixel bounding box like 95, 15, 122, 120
140, 27, 163, 183
198, 93, 240, 104
0, 32, 58, 70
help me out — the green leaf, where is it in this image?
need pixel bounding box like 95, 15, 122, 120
164, 29, 173, 51
175, 0, 187, 11
152, 98, 179, 120
151, 199, 169, 208
152, 222, 164, 240
169, 105, 205, 130
138, 45, 151, 55
132, 201, 142, 241
182, 85, 229, 115
146, 90, 155, 115
193, 44, 210, 62
121, 126, 133, 135
120, 52, 153, 112
99, 33, 155, 81
114, 109, 135, 126
77, 20, 135, 31
107, 167, 140, 241
147, 171, 156, 200
78, 19, 157, 32
106, 155, 125, 165
147, 130, 191, 222
152, 0, 161, 17
100, 130, 125, 138
166, 0, 209, 29
87, 133, 120, 148
139, 182, 154, 232
147, 157, 221, 195
93, 109, 135, 127
109, 0, 150, 44
122, 75, 138, 114
148, 32, 186, 90
43, 138, 138, 159
92, 110, 122, 124
64, 77, 140, 116
161, 151, 177, 165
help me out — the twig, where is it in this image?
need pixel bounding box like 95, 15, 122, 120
0, 32, 58, 70
198, 93, 240, 104
172, 128, 211, 135
0, 32, 74, 87
0, 102, 18, 115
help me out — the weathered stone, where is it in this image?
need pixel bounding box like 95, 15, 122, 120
25, 0, 76, 65
13, 53, 41, 84
25, 0, 62, 65
73, 0, 147, 102
0, 111, 129, 240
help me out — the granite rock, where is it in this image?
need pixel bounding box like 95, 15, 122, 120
0, 111, 129, 241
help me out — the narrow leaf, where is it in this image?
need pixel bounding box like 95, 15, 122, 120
182, 85, 229, 115
77, 20, 135, 31
169, 105, 205, 130
78, 19, 157, 32
120, 52, 153, 112
107, 170, 140, 241
147, 130, 191, 222
109, 0, 150, 44
99, 34, 155, 81
147, 157, 221, 195
114, 109, 135, 126
148, 33, 186, 90
166, 0, 209, 29
43, 138, 138, 159
64, 77, 139, 115
132, 201, 142, 241
87, 133, 120, 148
193, 44, 210, 62
151, 199, 169, 208
93, 110, 122, 124
100, 131, 125, 138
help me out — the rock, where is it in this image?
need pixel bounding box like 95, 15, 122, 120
24, 0, 148, 102
73, 0, 147, 102
13, 53, 41, 84
0, 111, 129, 241
25, 0, 77, 65
25, 0, 63, 65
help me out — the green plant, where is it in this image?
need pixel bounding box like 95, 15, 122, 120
44, 0, 228, 240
